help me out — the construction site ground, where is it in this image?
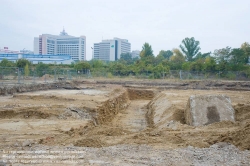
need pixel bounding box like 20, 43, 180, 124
0, 80, 250, 165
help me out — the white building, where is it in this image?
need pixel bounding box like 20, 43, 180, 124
93, 37, 131, 61
131, 50, 140, 59
34, 29, 86, 61
0, 54, 74, 64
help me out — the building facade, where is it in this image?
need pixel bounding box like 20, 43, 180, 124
34, 29, 86, 61
93, 38, 131, 61
0, 54, 73, 64
131, 50, 140, 59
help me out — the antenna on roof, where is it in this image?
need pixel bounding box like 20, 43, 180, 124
60, 26, 68, 36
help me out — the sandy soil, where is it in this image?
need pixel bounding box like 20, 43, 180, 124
0, 83, 250, 165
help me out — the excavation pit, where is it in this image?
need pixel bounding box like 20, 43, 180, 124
0, 82, 250, 162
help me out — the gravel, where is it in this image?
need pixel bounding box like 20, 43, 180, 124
1, 143, 249, 165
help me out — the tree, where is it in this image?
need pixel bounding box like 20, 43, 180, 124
89, 59, 104, 69
170, 48, 185, 63
204, 57, 216, 71
74, 61, 91, 70
155, 54, 165, 65
24, 64, 30, 76
193, 52, 211, 60
180, 37, 200, 61
182, 62, 192, 71
158, 50, 173, 60
120, 53, 133, 64
229, 48, 248, 65
120, 53, 132, 61
241, 42, 250, 64
214, 47, 231, 63
152, 64, 170, 79
140, 43, 154, 59
0, 59, 15, 67
189, 59, 204, 71
16, 59, 31, 68
35, 63, 49, 77
109, 62, 127, 75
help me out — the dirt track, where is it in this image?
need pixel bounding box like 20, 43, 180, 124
0, 80, 250, 165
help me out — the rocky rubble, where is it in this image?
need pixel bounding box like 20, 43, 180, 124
1, 143, 249, 165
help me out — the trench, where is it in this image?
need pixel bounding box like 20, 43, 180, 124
92, 88, 155, 132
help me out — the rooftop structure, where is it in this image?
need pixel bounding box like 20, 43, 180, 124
34, 29, 86, 61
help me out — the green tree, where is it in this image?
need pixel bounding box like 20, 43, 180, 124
204, 57, 216, 71
152, 64, 170, 79
120, 53, 133, 64
0, 59, 15, 67
140, 43, 154, 59
170, 48, 185, 63
16, 59, 31, 68
74, 61, 91, 70
155, 54, 165, 65
24, 64, 30, 76
229, 48, 248, 65
214, 47, 231, 63
89, 59, 104, 69
35, 63, 49, 77
120, 53, 132, 61
158, 50, 173, 60
194, 52, 211, 60
109, 62, 127, 75
241, 42, 250, 57
182, 62, 192, 71
189, 59, 204, 71
180, 37, 200, 61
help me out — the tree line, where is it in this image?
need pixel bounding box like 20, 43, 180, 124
74, 37, 250, 78
1, 37, 250, 78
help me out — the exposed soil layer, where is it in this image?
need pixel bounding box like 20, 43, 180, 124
1, 79, 250, 96
96, 79, 250, 91
0, 82, 250, 165
35, 88, 250, 151
127, 88, 155, 100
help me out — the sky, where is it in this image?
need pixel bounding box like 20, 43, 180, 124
0, 0, 249, 60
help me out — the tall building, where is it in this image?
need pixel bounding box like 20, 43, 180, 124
34, 29, 86, 61
93, 38, 131, 61
131, 50, 140, 59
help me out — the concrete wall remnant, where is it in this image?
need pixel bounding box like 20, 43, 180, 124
185, 94, 235, 126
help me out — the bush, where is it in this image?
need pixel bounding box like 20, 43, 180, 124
225, 73, 236, 80
107, 72, 113, 78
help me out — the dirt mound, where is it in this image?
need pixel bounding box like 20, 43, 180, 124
146, 92, 185, 129
207, 121, 250, 150
202, 104, 250, 150
74, 138, 106, 148
94, 89, 129, 125
234, 103, 250, 121
206, 103, 250, 150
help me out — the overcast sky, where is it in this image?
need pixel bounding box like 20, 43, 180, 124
0, 0, 249, 60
